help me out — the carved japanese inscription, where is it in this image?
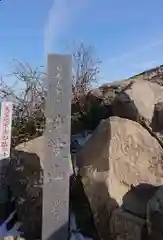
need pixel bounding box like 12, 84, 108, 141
42, 54, 72, 240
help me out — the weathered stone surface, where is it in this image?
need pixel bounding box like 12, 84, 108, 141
113, 80, 163, 125
6, 137, 44, 239
88, 88, 103, 99
42, 54, 72, 240
152, 101, 163, 132
14, 136, 44, 168
99, 79, 133, 94
122, 183, 158, 219
109, 208, 146, 240
129, 64, 163, 86
72, 65, 163, 134
77, 116, 163, 239
147, 186, 163, 239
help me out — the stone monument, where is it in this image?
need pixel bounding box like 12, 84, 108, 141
42, 54, 72, 240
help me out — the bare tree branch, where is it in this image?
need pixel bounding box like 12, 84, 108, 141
0, 43, 100, 146
72, 42, 101, 97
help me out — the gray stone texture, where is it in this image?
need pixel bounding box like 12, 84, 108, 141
42, 54, 72, 240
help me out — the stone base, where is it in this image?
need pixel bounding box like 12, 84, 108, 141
110, 208, 146, 240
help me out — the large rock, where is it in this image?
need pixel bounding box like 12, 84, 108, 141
72, 65, 163, 134
77, 116, 163, 240
122, 183, 159, 219
129, 64, 163, 86
7, 136, 44, 239
112, 79, 163, 131
109, 208, 146, 240
146, 186, 163, 239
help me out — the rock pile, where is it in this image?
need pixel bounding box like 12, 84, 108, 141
5, 65, 163, 240
77, 78, 163, 239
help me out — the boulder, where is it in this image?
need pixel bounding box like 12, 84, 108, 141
109, 208, 146, 240
77, 116, 163, 240
99, 79, 133, 94
72, 65, 163, 134
88, 88, 103, 100
147, 186, 163, 239
112, 79, 163, 129
129, 64, 163, 86
7, 136, 44, 239
122, 183, 159, 219
13, 136, 44, 169
152, 101, 163, 132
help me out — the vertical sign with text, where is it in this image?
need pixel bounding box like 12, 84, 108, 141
42, 54, 72, 240
0, 102, 12, 160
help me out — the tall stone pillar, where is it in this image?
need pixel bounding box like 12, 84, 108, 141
42, 54, 72, 240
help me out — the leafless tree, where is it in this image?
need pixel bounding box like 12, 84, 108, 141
0, 43, 101, 145
72, 42, 101, 97
0, 60, 46, 146
71, 42, 101, 119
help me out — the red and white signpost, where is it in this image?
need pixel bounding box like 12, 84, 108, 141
0, 102, 12, 203
0, 102, 12, 160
